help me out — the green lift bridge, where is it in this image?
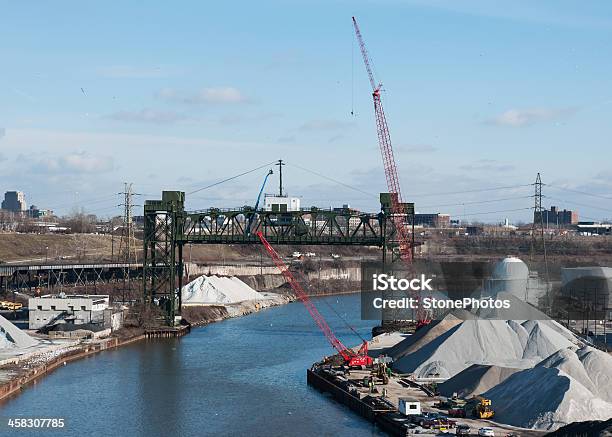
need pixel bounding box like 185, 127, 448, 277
143, 191, 414, 324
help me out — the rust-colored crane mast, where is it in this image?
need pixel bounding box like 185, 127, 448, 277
353, 17, 431, 326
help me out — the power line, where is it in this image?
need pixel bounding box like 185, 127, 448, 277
450, 207, 533, 218
186, 161, 278, 195
52, 194, 119, 211
410, 184, 532, 198
546, 196, 612, 213
286, 162, 377, 198
579, 214, 612, 222
418, 195, 531, 209
547, 184, 612, 201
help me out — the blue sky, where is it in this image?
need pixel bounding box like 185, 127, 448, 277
1, 1, 612, 222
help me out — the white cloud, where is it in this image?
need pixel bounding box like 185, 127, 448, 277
0, 127, 5, 139
31, 152, 114, 174
158, 86, 249, 104
106, 108, 186, 124
488, 107, 576, 127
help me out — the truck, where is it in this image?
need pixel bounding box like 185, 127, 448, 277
414, 413, 456, 429
474, 397, 494, 419
0, 301, 23, 310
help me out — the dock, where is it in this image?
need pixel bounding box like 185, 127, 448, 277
145, 325, 191, 339
307, 367, 408, 436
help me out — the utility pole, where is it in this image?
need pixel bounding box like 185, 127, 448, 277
276, 159, 285, 196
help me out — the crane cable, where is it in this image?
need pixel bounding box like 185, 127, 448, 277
291, 265, 366, 343
187, 161, 278, 195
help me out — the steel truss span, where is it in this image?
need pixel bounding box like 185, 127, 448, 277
142, 191, 413, 324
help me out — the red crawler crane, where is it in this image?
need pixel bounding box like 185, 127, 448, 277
352, 17, 430, 327
257, 231, 372, 367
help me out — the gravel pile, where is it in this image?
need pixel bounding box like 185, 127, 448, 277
0, 314, 38, 349
439, 364, 522, 398
484, 346, 612, 430
390, 316, 578, 379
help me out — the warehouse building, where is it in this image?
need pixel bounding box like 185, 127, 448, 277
412, 213, 451, 228
28, 294, 111, 330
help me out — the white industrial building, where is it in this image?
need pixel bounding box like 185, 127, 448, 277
264, 194, 300, 212
28, 294, 111, 330
398, 397, 421, 416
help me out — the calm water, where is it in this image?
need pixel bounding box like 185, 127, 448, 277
1, 294, 384, 437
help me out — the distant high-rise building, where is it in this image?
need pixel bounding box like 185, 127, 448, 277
534, 205, 578, 227
1, 191, 27, 213
28, 205, 53, 219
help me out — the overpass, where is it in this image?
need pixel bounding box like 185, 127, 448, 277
0, 262, 142, 293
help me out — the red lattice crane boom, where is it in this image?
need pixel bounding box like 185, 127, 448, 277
257, 231, 372, 367
352, 17, 412, 263
353, 17, 430, 326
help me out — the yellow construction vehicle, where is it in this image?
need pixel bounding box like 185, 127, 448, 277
474, 397, 494, 419
1, 301, 23, 310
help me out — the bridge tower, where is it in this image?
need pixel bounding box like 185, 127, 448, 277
142, 191, 185, 325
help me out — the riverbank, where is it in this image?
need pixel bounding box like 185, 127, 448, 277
0, 334, 145, 402
181, 292, 292, 327
0, 292, 291, 403
0, 293, 378, 436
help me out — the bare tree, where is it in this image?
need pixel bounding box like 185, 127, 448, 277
62, 208, 97, 233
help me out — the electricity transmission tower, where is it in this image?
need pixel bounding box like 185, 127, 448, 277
118, 183, 138, 264
531, 173, 550, 312
118, 183, 139, 303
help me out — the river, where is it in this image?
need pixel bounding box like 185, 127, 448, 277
1, 294, 385, 436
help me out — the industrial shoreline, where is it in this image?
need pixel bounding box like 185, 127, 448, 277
0, 255, 368, 402
0, 291, 294, 404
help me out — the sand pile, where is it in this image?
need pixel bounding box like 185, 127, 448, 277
181, 275, 265, 305
390, 316, 578, 378
483, 346, 612, 430
0, 315, 38, 349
